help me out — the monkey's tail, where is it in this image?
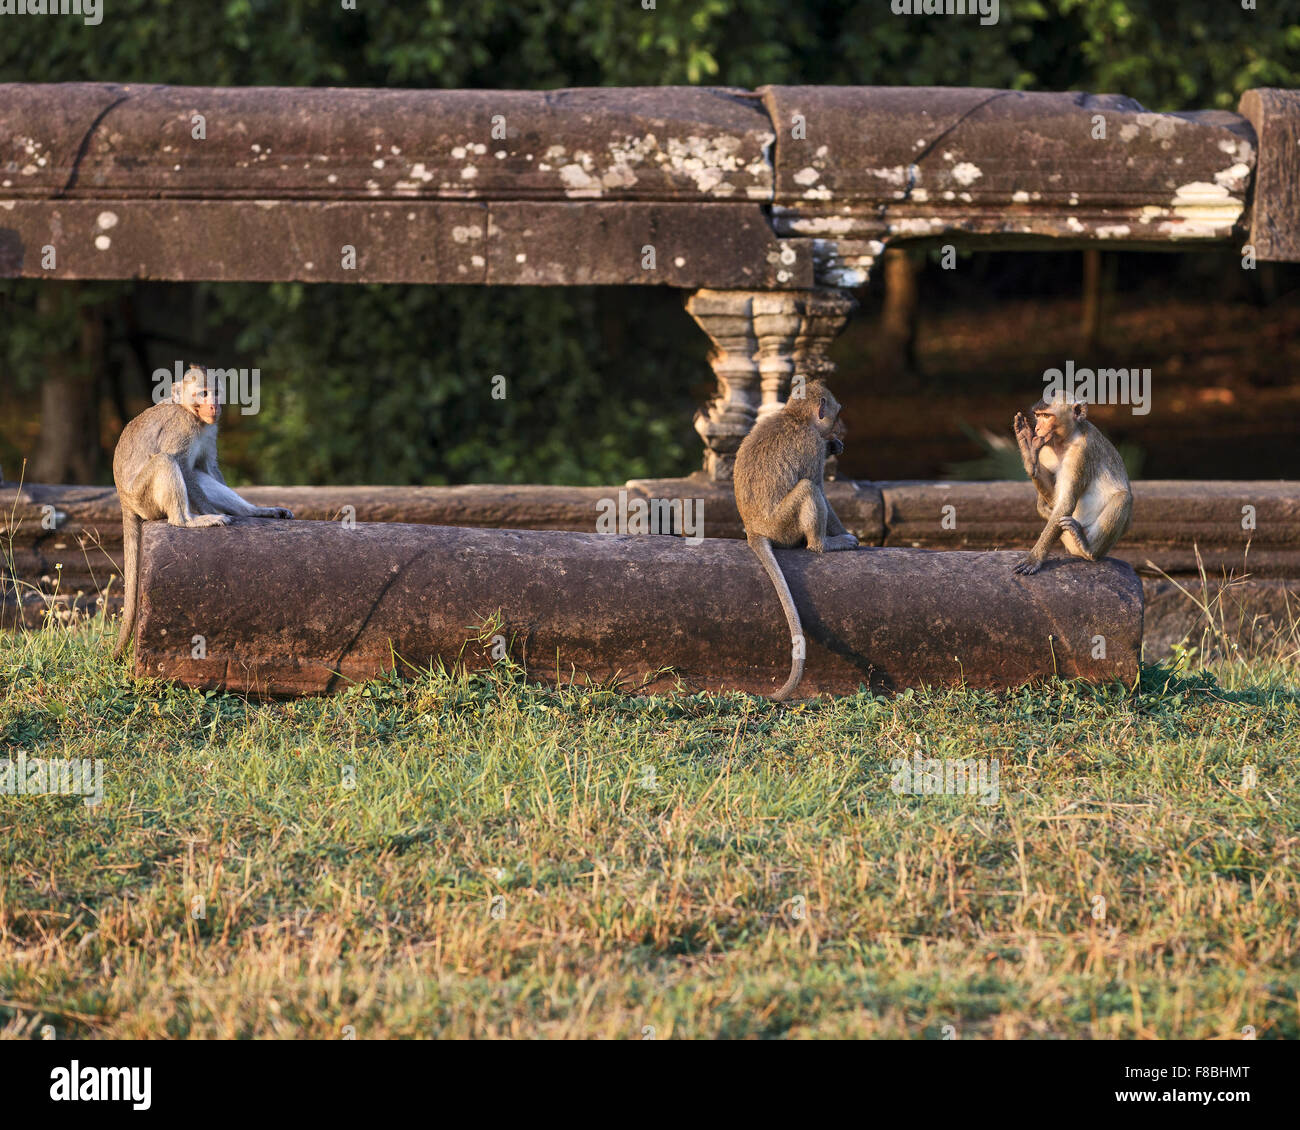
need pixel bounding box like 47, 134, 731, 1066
747, 534, 805, 702
113, 511, 143, 661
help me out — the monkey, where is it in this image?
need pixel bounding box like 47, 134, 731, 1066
733, 378, 858, 701
1011, 395, 1132, 576
111, 364, 293, 659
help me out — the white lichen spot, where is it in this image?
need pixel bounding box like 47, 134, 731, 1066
451, 146, 467, 160
601, 165, 638, 189
890, 217, 941, 236
515, 253, 526, 264
951, 162, 982, 187
1096, 224, 1131, 239
96, 211, 119, 231
911, 188, 929, 202
460, 166, 478, 180
786, 215, 859, 235
0, 200, 14, 211
1011, 190, 1030, 203
304, 261, 315, 270
559, 164, 600, 196
1066, 217, 1085, 233
495, 150, 507, 160
674, 256, 686, 268
94, 235, 111, 251
470, 254, 485, 267
866, 166, 908, 187
1119, 123, 1140, 142
372, 159, 385, 169
1214, 162, 1250, 189
327, 173, 339, 184
777, 270, 792, 283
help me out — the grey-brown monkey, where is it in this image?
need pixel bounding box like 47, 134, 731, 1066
112, 364, 293, 658
1012, 395, 1132, 575
733, 378, 858, 701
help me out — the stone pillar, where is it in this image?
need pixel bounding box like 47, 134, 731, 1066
686, 288, 857, 481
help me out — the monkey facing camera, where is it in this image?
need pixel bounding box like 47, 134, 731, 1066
733, 379, 858, 702
1012, 396, 1132, 576
111, 364, 295, 660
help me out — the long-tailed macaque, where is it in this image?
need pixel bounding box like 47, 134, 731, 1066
1012, 396, 1132, 575
733, 379, 858, 700
112, 365, 293, 658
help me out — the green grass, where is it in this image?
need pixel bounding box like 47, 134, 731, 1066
1, 621, 1297, 1039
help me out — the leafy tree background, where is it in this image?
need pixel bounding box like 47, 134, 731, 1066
1, 1, 1297, 484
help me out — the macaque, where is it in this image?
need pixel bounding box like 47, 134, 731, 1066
733, 379, 858, 700
1012, 396, 1132, 575
111, 365, 293, 658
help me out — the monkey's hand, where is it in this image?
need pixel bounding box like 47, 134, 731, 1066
1057, 516, 1084, 538
826, 436, 845, 457
825, 532, 858, 551
1012, 555, 1043, 575
1013, 412, 1032, 439
247, 506, 294, 519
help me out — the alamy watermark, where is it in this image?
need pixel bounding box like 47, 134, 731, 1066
595, 489, 704, 545
891, 0, 999, 27
0, 0, 101, 25
1, 751, 104, 807
1043, 359, 1151, 415
152, 361, 262, 415
891, 756, 1000, 805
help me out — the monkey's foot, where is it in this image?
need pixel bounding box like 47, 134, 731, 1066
1012, 556, 1043, 575
252, 507, 294, 519
825, 533, 859, 551
187, 514, 232, 528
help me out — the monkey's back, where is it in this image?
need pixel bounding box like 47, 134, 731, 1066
734, 412, 825, 523
113, 402, 202, 495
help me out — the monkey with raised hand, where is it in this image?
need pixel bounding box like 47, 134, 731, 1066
112, 364, 293, 659
1012, 395, 1132, 576
734, 378, 858, 701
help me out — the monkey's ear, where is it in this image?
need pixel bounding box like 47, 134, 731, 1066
818, 397, 826, 420
1072, 402, 1088, 421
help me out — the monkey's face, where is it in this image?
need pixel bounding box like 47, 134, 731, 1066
1032, 410, 1061, 446
177, 371, 224, 425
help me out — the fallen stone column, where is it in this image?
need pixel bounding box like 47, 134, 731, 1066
131, 520, 1142, 697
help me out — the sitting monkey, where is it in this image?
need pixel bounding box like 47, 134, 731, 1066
734, 379, 858, 700
112, 364, 293, 658
1012, 395, 1132, 575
